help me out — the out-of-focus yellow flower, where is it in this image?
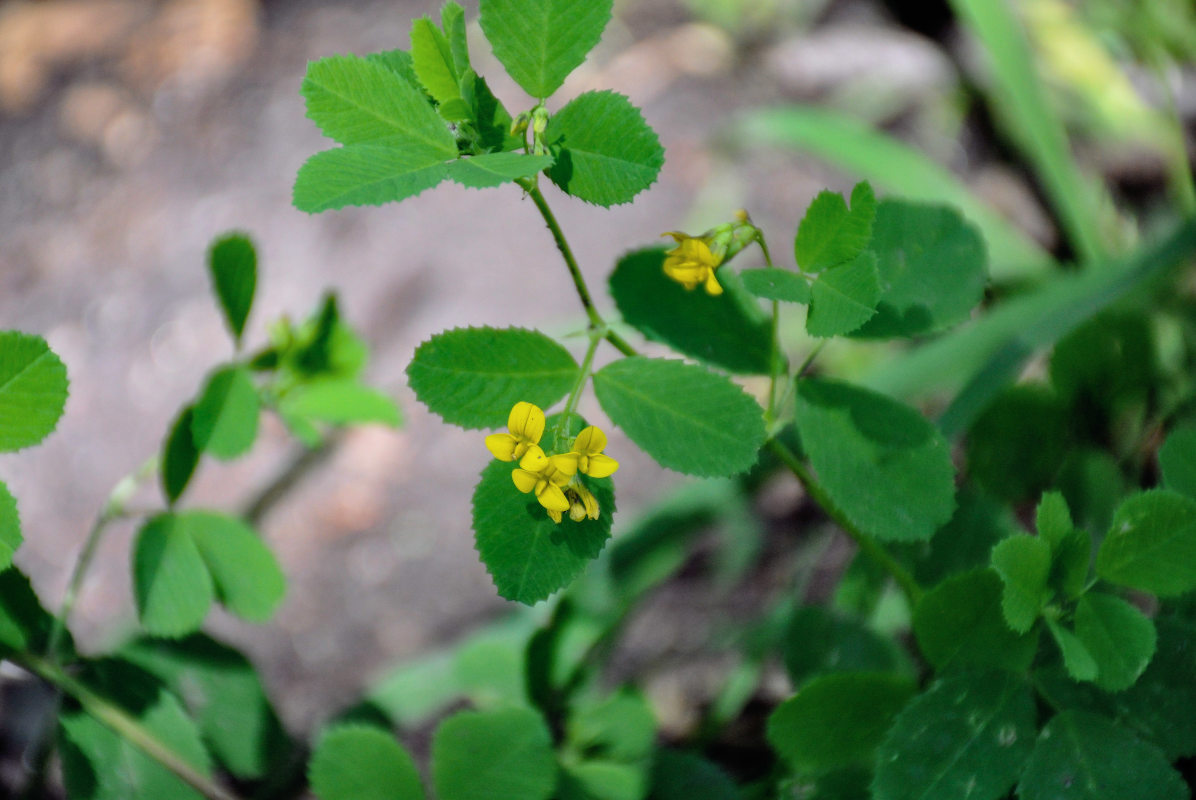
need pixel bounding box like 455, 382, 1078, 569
662, 232, 724, 295
485, 401, 545, 461
570, 426, 619, 478
512, 444, 577, 514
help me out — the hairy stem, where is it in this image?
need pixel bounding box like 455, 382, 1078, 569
768, 438, 923, 606
17, 654, 242, 800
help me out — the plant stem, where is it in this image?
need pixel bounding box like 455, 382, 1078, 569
552, 331, 604, 450
46, 457, 157, 660
767, 438, 923, 606
16, 653, 242, 800
518, 179, 637, 357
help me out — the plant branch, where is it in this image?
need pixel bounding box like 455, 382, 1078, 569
767, 438, 923, 606
17, 654, 243, 800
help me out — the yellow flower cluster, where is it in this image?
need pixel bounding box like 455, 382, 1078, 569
485, 402, 619, 523
661, 232, 724, 295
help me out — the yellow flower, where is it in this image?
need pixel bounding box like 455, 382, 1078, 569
570, 426, 619, 478
662, 232, 724, 295
569, 485, 600, 521
511, 445, 577, 514
485, 401, 545, 461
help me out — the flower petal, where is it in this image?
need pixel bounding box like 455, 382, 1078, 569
485, 432, 519, 461
584, 453, 619, 478
519, 445, 549, 472
512, 468, 539, 494
704, 269, 724, 296
508, 401, 545, 443
549, 452, 579, 480
572, 426, 607, 455
548, 508, 563, 523
536, 483, 570, 512
578, 486, 600, 519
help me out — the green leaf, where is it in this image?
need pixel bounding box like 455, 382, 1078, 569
186, 512, 285, 623
301, 54, 456, 151
964, 385, 1070, 504
990, 534, 1052, 633
1049, 312, 1154, 413
593, 357, 765, 477
161, 405, 199, 505
544, 91, 664, 207
1118, 616, 1196, 759
280, 380, 400, 427
461, 72, 518, 152
293, 143, 451, 213
309, 724, 425, 800
478, 0, 612, 97
648, 750, 739, 800
558, 762, 646, 800
795, 181, 876, 273
872, 671, 1036, 800
1018, 711, 1186, 800
900, 487, 1018, 587
446, 152, 554, 188
1096, 490, 1196, 596
0, 481, 20, 569
1074, 593, 1156, 692
782, 605, 907, 687
1052, 527, 1091, 600
1046, 619, 1098, 682
60, 676, 212, 800
767, 672, 914, 775
567, 689, 656, 763
132, 514, 214, 637
473, 459, 614, 604
411, 15, 464, 109
734, 105, 1051, 280
739, 267, 811, 304
794, 378, 955, 542
122, 635, 290, 780
207, 233, 255, 343
913, 569, 1038, 672
366, 49, 420, 87
1036, 490, 1073, 550
850, 200, 987, 339
0, 566, 57, 655
407, 327, 578, 429
806, 253, 881, 337
0, 331, 69, 452
432, 707, 556, 800
609, 248, 773, 374
191, 366, 259, 460
1159, 424, 1196, 500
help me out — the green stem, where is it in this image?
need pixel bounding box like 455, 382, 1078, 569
552, 331, 604, 450
767, 438, 923, 606
518, 179, 637, 357
17, 654, 241, 800
752, 233, 785, 425
47, 457, 157, 660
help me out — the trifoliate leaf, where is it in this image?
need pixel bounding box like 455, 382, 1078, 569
191, 366, 259, 460
473, 459, 614, 605
806, 252, 881, 337
768, 672, 914, 775
913, 569, 1038, 672
207, 233, 256, 344
990, 534, 1052, 633
186, 512, 285, 623
609, 248, 773, 374
446, 152, 554, 189
293, 143, 451, 213
0, 331, 69, 452
1046, 619, 1098, 682
872, 671, 1036, 800
310, 724, 425, 800
1074, 592, 1156, 692
544, 91, 664, 207
794, 181, 876, 273
407, 327, 578, 430
301, 54, 456, 151
132, 514, 214, 637
739, 267, 811, 304
0, 482, 20, 570
794, 378, 955, 542
593, 357, 765, 477
161, 405, 199, 506
1018, 711, 1186, 800
432, 708, 556, 800
851, 200, 987, 339
1096, 489, 1196, 596
280, 380, 400, 427
1159, 424, 1196, 501
1036, 490, 1073, 550
479, 0, 612, 98
1051, 527, 1091, 600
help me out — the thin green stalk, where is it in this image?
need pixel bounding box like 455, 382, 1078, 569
47, 457, 157, 660
767, 438, 923, 606
17, 654, 242, 800
752, 233, 785, 424
551, 331, 604, 451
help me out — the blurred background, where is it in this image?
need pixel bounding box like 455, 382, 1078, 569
0, 0, 1192, 740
